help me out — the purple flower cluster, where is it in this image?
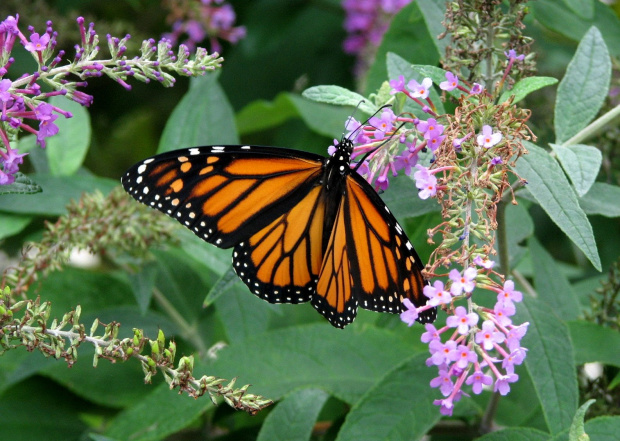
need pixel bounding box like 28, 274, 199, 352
337, 71, 480, 191
401, 265, 529, 416
163, 0, 246, 53
342, 0, 412, 74
0, 13, 222, 185
0, 15, 68, 183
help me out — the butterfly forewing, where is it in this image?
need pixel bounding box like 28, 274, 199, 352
343, 174, 436, 324
122, 146, 324, 248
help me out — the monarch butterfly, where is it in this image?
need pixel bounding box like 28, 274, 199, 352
121, 137, 436, 328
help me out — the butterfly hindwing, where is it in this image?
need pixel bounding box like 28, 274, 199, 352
314, 197, 358, 327
343, 174, 436, 324
232, 185, 326, 305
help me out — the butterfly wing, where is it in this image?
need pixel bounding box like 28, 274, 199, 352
121, 146, 324, 249
313, 172, 436, 327
232, 184, 327, 305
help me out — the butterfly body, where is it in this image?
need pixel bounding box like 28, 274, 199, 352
122, 140, 436, 328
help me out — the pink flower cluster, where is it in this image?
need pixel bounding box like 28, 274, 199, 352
163, 0, 246, 53
336, 71, 481, 192
401, 264, 529, 416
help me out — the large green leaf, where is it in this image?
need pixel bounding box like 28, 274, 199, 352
563, 0, 594, 19
0, 377, 89, 441
532, 1, 620, 57
214, 280, 278, 344
579, 183, 620, 217
207, 324, 414, 404
550, 144, 602, 196
0, 173, 117, 215
236, 93, 301, 135
257, 388, 329, 441
106, 382, 213, 441
302, 86, 376, 114
499, 76, 559, 104
504, 202, 534, 269
336, 353, 440, 441
158, 73, 238, 153
529, 237, 581, 321
583, 416, 620, 441
513, 142, 601, 271
554, 27, 611, 144
514, 295, 578, 435
45, 96, 91, 176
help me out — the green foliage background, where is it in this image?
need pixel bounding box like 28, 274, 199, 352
0, 0, 620, 440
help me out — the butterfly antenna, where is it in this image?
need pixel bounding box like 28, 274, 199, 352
352, 118, 406, 173
344, 102, 393, 142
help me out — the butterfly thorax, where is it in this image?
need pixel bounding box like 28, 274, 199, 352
322, 138, 353, 195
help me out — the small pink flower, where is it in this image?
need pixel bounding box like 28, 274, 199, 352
24, 32, 50, 52
439, 71, 459, 91
477, 125, 502, 148
407, 77, 433, 99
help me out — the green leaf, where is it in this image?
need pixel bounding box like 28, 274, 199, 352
569, 400, 595, 441
380, 175, 439, 219
364, 1, 440, 96
514, 295, 578, 435
550, 144, 602, 196
106, 382, 213, 441
46, 96, 91, 176
417, 0, 450, 56
0, 212, 32, 240
214, 280, 277, 344
584, 416, 620, 441
203, 266, 240, 307
563, 0, 595, 19
0, 173, 117, 215
499, 76, 559, 104
158, 73, 238, 153
568, 321, 620, 367
532, 1, 620, 58
513, 142, 601, 271
477, 427, 552, 441
40, 345, 148, 408
302, 86, 377, 114
555, 27, 611, 144
579, 183, 620, 217
257, 388, 329, 441
0, 172, 42, 195
505, 203, 534, 269
208, 324, 413, 404
386, 53, 446, 116
529, 237, 581, 321
288, 94, 358, 139
336, 353, 440, 441
0, 377, 89, 441
236, 93, 300, 135
127, 262, 158, 314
